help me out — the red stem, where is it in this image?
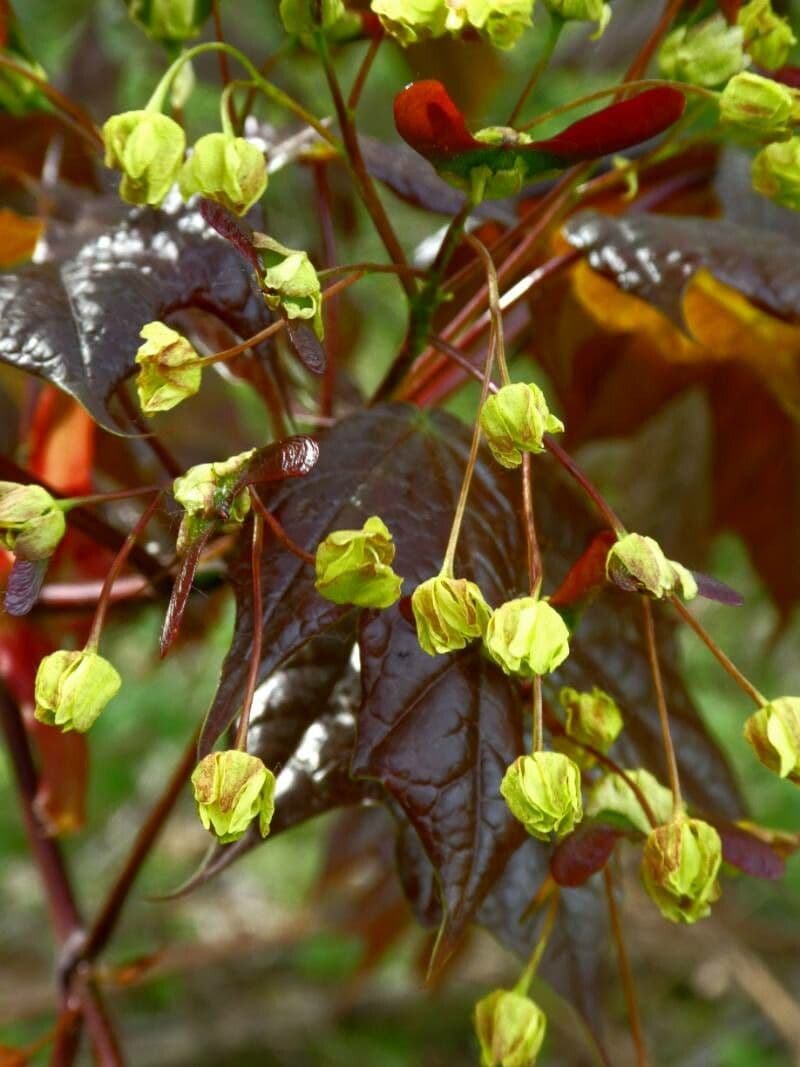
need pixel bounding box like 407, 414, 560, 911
603, 868, 651, 1067
234, 505, 265, 751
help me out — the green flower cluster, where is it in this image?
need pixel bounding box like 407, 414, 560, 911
371, 0, 535, 49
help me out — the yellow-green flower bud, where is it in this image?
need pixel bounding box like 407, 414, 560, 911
737, 0, 797, 71
315, 516, 403, 609
0, 482, 66, 561
34, 650, 121, 733
127, 0, 212, 40
554, 686, 623, 769
659, 14, 749, 88
606, 533, 697, 601
411, 575, 491, 655
641, 815, 722, 924
500, 751, 583, 840
543, 0, 611, 38
752, 137, 800, 211
484, 597, 570, 677
103, 110, 186, 206
370, 0, 448, 44
279, 0, 346, 34
719, 72, 798, 137
585, 767, 673, 835
191, 750, 276, 843
474, 989, 547, 1067
445, 0, 535, 49
744, 697, 800, 784
179, 133, 267, 217
135, 321, 202, 415
173, 450, 254, 553
253, 234, 324, 340
480, 383, 564, 470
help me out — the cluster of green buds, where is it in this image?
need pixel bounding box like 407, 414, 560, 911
191, 750, 276, 843
659, 13, 749, 88
606, 532, 697, 601
501, 751, 583, 840
484, 596, 570, 677
744, 697, 800, 784
179, 132, 268, 217
34, 649, 121, 733
254, 234, 324, 340
543, 0, 611, 38
126, 0, 212, 42
135, 321, 203, 415
103, 109, 187, 207
641, 814, 722, 924
554, 686, 623, 769
474, 988, 547, 1067
279, 0, 362, 41
720, 73, 800, 139
737, 0, 797, 71
314, 516, 404, 609
370, 0, 535, 49
585, 767, 673, 835
0, 482, 67, 562
480, 383, 564, 469
412, 574, 491, 654
752, 137, 800, 211
173, 450, 254, 554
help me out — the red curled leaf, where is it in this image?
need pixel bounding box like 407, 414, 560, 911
393, 81, 686, 184
550, 825, 621, 888
393, 80, 476, 162
550, 530, 616, 608
532, 88, 686, 162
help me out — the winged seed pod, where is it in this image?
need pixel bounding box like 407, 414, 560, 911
0, 482, 66, 561
719, 73, 798, 138
191, 750, 276, 843
752, 137, 800, 211
500, 752, 583, 840
744, 697, 800, 784
480, 382, 564, 469
135, 321, 202, 415
606, 532, 697, 601
555, 686, 623, 769
543, 0, 611, 38
737, 0, 797, 71
641, 815, 722, 923
315, 516, 403, 609
659, 14, 749, 88
411, 574, 491, 654
34, 650, 121, 733
179, 133, 267, 216
484, 597, 570, 677
474, 989, 547, 1067
102, 110, 186, 206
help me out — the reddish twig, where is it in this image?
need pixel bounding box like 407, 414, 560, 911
234, 504, 265, 751
82, 732, 199, 962
603, 868, 651, 1067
